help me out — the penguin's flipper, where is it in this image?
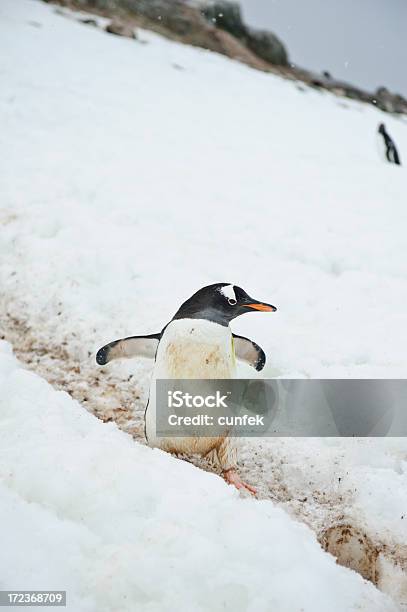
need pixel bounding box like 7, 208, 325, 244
96, 333, 161, 365
232, 334, 266, 372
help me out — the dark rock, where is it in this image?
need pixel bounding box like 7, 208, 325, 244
201, 1, 246, 39
80, 18, 98, 25
245, 27, 288, 66
201, 0, 288, 66
105, 20, 137, 38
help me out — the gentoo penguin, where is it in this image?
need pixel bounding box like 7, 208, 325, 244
378, 123, 401, 165
96, 283, 277, 494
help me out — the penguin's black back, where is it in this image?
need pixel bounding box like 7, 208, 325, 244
378, 123, 401, 165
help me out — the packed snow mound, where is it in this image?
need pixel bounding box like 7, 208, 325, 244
1, 0, 407, 379
0, 342, 397, 612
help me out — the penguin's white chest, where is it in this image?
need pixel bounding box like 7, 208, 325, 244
153, 319, 235, 379
376, 133, 387, 161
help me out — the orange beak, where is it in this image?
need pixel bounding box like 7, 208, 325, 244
246, 302, 277, 312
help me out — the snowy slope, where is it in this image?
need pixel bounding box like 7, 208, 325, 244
1, 0, 407, 379
0, 342, 397, 612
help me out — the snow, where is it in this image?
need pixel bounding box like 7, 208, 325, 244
1, 0, 407, 608
1, 0, 407, 379
0, 342, 397, 611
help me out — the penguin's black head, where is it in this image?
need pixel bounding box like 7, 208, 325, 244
172, 283, 277, 326
378, 123, 386, 135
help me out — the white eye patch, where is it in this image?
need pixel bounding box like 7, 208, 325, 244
218, 284, 236, 302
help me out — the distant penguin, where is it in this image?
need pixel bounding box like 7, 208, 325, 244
378, 123, 401, 165
97, 283, 277, 494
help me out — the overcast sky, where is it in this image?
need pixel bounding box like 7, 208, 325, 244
238, 0, 407, 97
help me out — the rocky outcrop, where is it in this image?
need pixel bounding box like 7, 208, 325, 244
374, 87, 407, 114
245, 28, 288, 66
105, 20, 137, 38
201, 1, 246, 39
201, 1, 288, 66
46, 0, 407, 116
58, 0, 278, 70
300, 70, 407, 115
73, 0, 289, 66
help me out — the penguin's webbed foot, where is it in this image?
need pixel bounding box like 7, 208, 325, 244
222, 469, 256, 496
